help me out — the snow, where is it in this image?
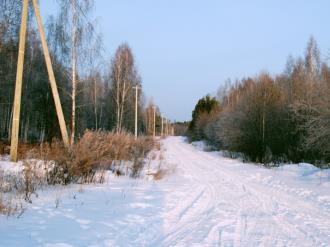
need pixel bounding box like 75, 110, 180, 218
0, 155, 24, 173
1, 136, 330, 246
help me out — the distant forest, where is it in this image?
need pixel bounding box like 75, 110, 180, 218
188, 37, 330, 166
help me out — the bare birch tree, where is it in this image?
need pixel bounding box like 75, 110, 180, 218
50, 0, 95, 144
110, 44, 140, 133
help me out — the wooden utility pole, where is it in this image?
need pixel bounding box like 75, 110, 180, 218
10, 0, 29, 162
32, 0, 69, 147
10, 0, 70, 162
164, 118, 167, 136
161, 115, 164, 136
153, 106, 156, 138
93, 77, 98, 130
132, 85, 140, 139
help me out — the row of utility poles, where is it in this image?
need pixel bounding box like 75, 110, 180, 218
159, 112, 174, 137
133, 86, 174, 140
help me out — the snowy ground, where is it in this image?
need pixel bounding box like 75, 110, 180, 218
1, 136, 330, 247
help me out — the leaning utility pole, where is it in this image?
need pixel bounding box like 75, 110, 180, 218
32, 0, 69, 147
10, 0, 69, 162
132, 85, 140, 139
9, 0, 29, 162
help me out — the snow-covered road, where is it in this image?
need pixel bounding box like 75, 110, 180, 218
1, 136, 330, 246
156, 137, 330, 246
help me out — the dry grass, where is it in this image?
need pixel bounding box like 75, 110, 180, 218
67, 131, 154, 181
152, 169, 167, 180
155, 142, 161, 151
22, 130, 155, 184
0, 168, 27, 216
0, 140, 44, 157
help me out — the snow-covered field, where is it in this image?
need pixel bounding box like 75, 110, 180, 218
1, 136, 330, 247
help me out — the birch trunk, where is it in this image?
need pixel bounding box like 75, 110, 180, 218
94, 77, 98, 129
70, 0, 77, 145
115, 62, 121, 132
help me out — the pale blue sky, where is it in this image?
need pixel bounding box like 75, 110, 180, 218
41, 0, 330, 121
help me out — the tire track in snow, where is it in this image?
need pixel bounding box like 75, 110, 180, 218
154, 137, 330, 247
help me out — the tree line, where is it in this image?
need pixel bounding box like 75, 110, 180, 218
188, 37, 330, 166
0, 0, 165, 143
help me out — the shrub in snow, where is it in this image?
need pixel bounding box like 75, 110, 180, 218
23, 130, 154, 184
